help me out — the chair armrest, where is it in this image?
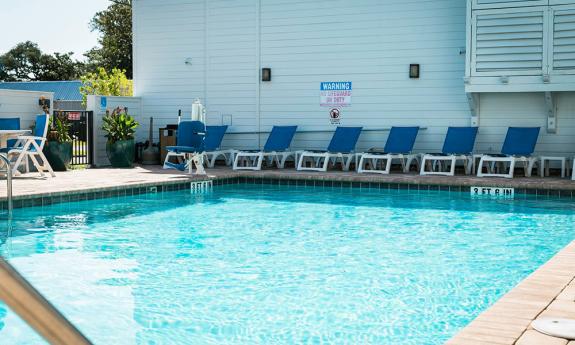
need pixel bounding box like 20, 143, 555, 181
16, 136, 45, 141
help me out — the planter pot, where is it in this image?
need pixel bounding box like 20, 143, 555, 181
106, 139, 135, 168
43, 141, 73, 171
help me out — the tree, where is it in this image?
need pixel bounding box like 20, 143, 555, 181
79, 67, 133, 105
86, 0, 132, 78
0, 41, 84, 81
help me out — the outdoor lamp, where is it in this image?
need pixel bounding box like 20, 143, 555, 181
409, 64, 420, 79
262, 68, 271, 82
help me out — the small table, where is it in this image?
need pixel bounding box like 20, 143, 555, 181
0, 130, 31, 149
540, 156, 567, 178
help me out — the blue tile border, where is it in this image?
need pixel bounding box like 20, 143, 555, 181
1, 176, 573, 212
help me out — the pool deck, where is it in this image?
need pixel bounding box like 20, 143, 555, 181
2, 165, 575, 344
1, 165, 575, 200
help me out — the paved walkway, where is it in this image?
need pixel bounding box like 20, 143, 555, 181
1, 165, 575, 344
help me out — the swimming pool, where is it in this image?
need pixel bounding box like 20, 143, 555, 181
1, 184, 574, 344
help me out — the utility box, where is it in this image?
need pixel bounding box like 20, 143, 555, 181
159, 126, 177, 162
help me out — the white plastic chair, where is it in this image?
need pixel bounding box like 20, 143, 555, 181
8, 114, 55, 177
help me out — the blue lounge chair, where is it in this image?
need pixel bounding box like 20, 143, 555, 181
0, 118, 21, 150
7, 114, 54, 177
477, 127, 540, 178
233, 126, 298, 170
420, 127, 478, 176
297, 126, 362, 172
163, 121, 206, 175
357, 126, 419, 174
204, 125, 232, 168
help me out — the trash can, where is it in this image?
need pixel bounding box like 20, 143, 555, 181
159, 125, 178, 163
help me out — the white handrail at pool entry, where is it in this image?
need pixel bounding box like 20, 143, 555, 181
0, 257, 93, 345
0, 154, 91, 344
0, 153, 12, 220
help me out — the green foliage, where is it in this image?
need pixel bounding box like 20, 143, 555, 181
47, 112, 72, 143
0, 41, 83, 81
102, 107, 138, 143
79, 67, 133, 105
86, 0, 132, 78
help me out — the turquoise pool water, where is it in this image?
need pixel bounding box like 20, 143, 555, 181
1, 184, 575, 344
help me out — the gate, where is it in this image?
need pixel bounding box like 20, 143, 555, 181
53, 110, 94, 166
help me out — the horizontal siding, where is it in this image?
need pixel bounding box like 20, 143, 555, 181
134, 0, 575, 157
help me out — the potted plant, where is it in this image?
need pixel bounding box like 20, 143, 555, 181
43, 112, 73, 171
102, 107, 139, 168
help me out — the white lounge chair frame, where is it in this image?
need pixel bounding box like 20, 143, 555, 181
419, 154, 474, 176
357, 153, 418, 174
8, 118, 55, 178
205, 149, 235, 168
476, 155, 538, 178
163, 151, 206, 175
233, 151, 295, 171
296, 151, 355, 172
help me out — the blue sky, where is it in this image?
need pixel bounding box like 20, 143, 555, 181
0, 0, 112, 60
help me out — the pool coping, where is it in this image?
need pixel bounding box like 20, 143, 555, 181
447, 240, 575, 345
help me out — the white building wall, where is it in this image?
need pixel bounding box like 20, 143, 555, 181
0, 90, 54, 130
133, 0, 575, 157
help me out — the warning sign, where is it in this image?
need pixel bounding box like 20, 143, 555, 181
329, 108, 341, 125
320, 81, 352, 107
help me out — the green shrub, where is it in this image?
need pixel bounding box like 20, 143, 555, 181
102, 107, 138, 143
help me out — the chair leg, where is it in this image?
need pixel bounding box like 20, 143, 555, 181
321, 154, 329, 172
256, 153, 264, 170
297, 153, 305, 171
343, 155, 353, 171
448, 157, 456, 176
419, 157, 427, 175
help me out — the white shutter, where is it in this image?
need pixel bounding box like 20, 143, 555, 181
551, 7, 575, 73
472, 8, 546, 75
550, 0, 575, 5
473, 0, 548, 10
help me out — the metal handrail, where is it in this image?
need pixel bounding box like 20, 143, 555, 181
0, 155, 91, 344
0, 257, 92, 345
0, 153, 12, 219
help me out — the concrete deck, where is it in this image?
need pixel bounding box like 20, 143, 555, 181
1, 165, 575, 344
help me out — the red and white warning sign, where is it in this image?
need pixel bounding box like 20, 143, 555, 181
329, 108, 341, 125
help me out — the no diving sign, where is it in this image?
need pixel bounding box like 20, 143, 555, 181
329, 108, 341, 125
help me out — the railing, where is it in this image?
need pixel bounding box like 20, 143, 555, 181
0, 257, 92, 345
0, 153, 12, 220
0, 154, 92, 345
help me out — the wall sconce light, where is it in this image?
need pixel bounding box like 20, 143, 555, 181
409, 64, 420, 79
184, 58, 193, 65
261, 68, 271, 82
500, 75, 509, 84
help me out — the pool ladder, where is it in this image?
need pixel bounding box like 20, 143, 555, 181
0, 154, 91, 344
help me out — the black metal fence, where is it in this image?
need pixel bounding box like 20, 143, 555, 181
53, 110, 94, 166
